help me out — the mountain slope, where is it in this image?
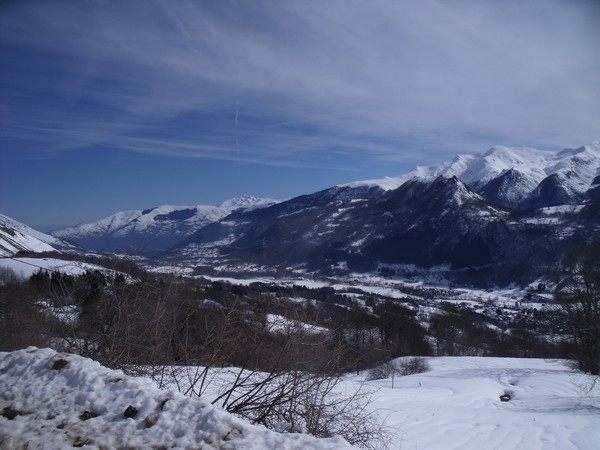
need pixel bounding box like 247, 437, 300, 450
174, 184, 385, 270
173, 177, 541, 285
479, 168, 539, 209
0, 214, 64, 257
52, 196, 277, 253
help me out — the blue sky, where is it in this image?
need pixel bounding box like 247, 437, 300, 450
1, 0, 599, 230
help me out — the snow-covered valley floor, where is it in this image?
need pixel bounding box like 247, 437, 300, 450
1, 348, 599, 449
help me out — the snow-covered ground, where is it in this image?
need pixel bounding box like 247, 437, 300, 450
366, 357, 600, 450
0, 348, 351, 450
2, 349, 598, 449
195, 272, 551, 311
155, 357, 600, 450
266, 313, 330, 334
0, 257, 109, 280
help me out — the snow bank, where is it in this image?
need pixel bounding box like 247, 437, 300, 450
0, 348, 352, 449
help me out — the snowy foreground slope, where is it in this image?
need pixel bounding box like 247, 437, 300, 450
365, 357, 600, 450
0, 348, 351, 450
2, 350, 599, 450
168, 357, 600, 450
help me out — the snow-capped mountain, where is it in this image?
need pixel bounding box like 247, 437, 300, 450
175, 177, 506, 279
173, 143, 600, 286
52, 196, 278, 253
0, 214, 64, 257
345, 142, 600, 209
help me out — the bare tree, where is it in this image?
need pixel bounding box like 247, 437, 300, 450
554, 239, 600, 375
4, 263, 390, 447
155, 298, 390, 449
0, 271, 48, 350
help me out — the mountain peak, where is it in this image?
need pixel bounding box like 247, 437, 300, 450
558, 142, 600, 157
219, 195, 279, 211
52, 196, 279, 253
219, 195, 259, 209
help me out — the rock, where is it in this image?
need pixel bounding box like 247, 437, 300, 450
51, 359, 69, 370
72, 437, 91, 447
2, 406, 21, 420
143, 414, 158, 428
79, 411, 95, 421
123, 405, 138, 418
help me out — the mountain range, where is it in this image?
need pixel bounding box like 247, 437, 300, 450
2, 142, 599, 287
169, 142, 600, 285
344, 143, 600, 210
51, 195, 277, 254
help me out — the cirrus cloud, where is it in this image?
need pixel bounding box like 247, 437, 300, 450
1, 0, 599, 168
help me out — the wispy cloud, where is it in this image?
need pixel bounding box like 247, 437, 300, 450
1, 0, 599, 168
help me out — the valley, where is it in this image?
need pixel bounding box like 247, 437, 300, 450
3, 1, 599, 446
1, 143, 599, 448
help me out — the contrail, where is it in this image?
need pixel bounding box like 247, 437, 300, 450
235, 58, 241, 169
235, 56, 242, 130
235, 102, 239, 167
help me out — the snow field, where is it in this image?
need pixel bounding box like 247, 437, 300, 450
143, 357, 600, 450
365, 357, 600, 450
1, 348, 599, 449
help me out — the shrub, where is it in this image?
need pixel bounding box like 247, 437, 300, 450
397, 356, 430, 376
366, 357, 430, 386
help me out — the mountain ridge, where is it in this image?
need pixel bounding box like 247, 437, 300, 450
51, 195, 279, 253
344, 142, 600, 209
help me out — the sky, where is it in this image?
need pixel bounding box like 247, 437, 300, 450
1, 0, 599, 230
